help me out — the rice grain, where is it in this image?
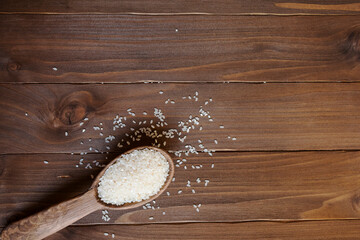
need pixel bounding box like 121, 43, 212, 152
97, 148, 169, 205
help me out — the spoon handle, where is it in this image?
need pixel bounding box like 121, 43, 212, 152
0, 188, 101, 240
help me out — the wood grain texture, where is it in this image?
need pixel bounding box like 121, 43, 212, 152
1, 189, 101, 240
45, 221, 360, 240
2, 2, 360, 240
1, 146, 174, 240
2, 151, 360, 227
1, 0, 360, 14
2, 83, 360, 154
1, 15, 360, 83
0, 153, 111, 228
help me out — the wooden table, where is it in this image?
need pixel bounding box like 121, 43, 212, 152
1, 1, 360, 239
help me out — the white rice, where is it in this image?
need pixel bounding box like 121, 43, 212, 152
97, 148, 169, 205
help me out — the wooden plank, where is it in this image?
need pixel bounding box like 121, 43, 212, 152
2, 83, 360, 154
0, 153, 111, 228
1, 15, 360, 83
2, 151, 360, 227
1, 0, 360, 15
45, 221, 360, 240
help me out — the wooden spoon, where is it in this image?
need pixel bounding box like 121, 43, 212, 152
0, 146, 174, 240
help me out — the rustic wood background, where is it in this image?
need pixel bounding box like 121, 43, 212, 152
1, 1, 360, 239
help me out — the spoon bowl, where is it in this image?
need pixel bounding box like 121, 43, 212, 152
93, 146, 174, 210
1, 146, 174, 240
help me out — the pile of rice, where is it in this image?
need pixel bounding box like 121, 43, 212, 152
97, 148, 169, 205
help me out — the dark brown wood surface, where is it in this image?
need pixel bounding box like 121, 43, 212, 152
2, 83, 360, 154
2, 1, 360, 239
2, 151, 360, 228
1, 15, 360, 83
1, 0, 360, 14
45, 221, 360, 240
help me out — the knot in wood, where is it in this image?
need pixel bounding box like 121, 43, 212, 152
342, 29, 360, 60
54, 91, 95, 127
60, 102, 87, 125
7, 62, 21, 72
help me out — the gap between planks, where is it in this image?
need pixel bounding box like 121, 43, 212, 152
16, 220, 360, 240
0, 12, 358, 16
3, 220, 360, 229
2, 81, 360, 85
3, 149, 360, 156
69, 218, 360, 226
